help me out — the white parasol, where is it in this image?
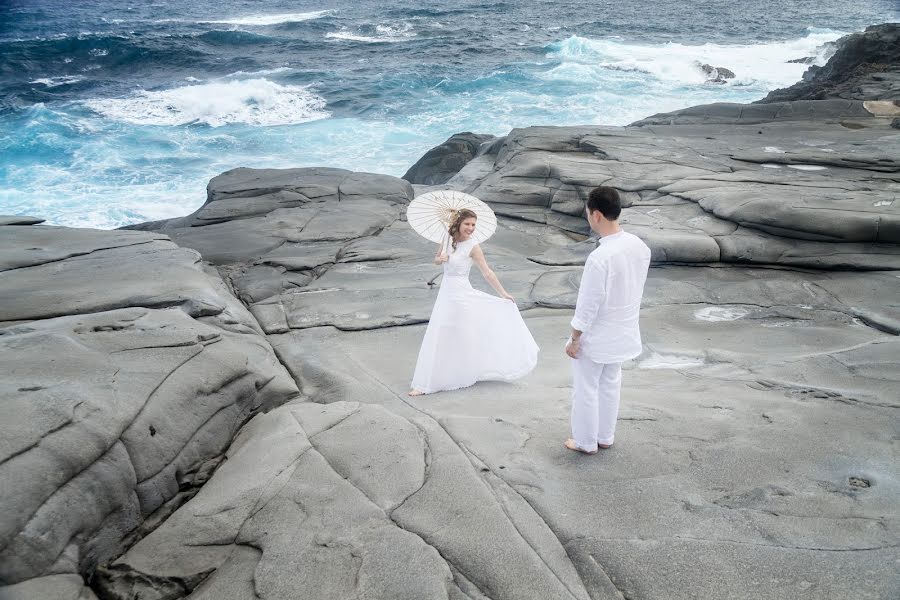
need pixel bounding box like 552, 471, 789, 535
406, 190, 497, 253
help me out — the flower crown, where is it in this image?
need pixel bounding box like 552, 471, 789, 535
444, 208, 462, 224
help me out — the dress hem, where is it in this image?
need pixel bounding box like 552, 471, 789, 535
411, 356, 538, 395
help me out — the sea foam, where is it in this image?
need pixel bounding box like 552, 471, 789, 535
205, 11, 331, 26
544, 28, 845, 89
326, 23, 418, 43
30, 75, 85, 87
83, 78, 330, 127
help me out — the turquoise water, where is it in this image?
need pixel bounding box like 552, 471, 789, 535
1, 0, 897, 228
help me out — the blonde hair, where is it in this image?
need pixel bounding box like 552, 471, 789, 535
448, 209, 477, 250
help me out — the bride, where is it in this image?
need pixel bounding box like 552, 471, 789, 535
409, 209, 539, 396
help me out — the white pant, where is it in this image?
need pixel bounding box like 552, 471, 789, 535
570, 358, 623, 451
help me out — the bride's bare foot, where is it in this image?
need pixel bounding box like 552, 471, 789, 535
408, 389, 425, 396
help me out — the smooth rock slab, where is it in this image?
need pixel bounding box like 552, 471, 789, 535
669, 182, 900, 243
146, 167, 414, 230
270, 331, 592, 600
452, 119, 900, 269
276, 308, 899, 599
1, 574, 98, 600
0, 241, 226, 323
570, 538, 898, 600
0, 306, 298, 584
0, 215, 44, 226
159, 200, 402, 265
101, 400, 590, 600
0, 225, 168, 271
403, 132, 496, 185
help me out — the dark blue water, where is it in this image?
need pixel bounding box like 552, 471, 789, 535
1, 0, 897, 228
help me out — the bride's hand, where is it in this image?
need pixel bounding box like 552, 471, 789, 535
434, 253, 448, 265
501, 292, 515, 302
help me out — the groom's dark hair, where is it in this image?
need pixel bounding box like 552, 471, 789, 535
586, 186, 622, 220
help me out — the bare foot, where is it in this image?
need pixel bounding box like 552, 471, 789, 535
564, 439, 597, 455
408, 389, 425, 397
598, 443, 613, 449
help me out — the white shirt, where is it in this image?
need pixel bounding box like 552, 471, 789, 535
571, 230, 651, 364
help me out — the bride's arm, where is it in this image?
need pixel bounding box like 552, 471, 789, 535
434, 242, 448, 265
470, 244, 514, 301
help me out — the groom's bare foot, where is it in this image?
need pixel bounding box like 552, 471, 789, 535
408, 389, 425, 396
564, 439, 597, 455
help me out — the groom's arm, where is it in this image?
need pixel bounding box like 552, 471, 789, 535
570, 258, 608, 342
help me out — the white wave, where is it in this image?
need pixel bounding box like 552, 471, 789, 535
543, 28, 848, 89
224, 67, 294, 78
1, 111, 425, 230
326, 31, 403, 43
84, 78, 330, 127
326, 23, 417, 43
2, 162, 204, 230
30, 76, 85, 87
205, 11, 330, 26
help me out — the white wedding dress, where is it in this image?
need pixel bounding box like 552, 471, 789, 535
411, 238, 539, 394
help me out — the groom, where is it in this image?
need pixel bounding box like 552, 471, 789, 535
564, 186, 651, 454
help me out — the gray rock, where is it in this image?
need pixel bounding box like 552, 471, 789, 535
661, 179, 899, 242
698, 63, 736, 83
0, 239, 225, 323
631, 99, 875, 126
570, 538, 898, 600
0, 304, 298, 584
140, 167, 413, 231
262, 289, 897, 600
0, 225, 168, 272
0, 223, 299, 587
0, 574, 98, 599
0, 215, 44, 226
760, 23, 900, 102
442, 120, 900, 270
98, 400, 590, 600
403, 132, 496, 185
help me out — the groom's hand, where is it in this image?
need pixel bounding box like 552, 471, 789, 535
565, 338, 580, 359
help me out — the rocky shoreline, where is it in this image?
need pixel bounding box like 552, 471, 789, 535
2, 24, 898, 600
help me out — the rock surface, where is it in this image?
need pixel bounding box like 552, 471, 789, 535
73, 137, 898, 599
759, 23, 900, 102
403, 132, 497, 185
698, 63, 736, 84
0, 221, 299, 597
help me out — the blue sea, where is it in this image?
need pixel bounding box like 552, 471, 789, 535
2, 0, 898, 229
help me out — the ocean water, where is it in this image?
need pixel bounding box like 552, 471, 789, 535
1, 0, 897, 228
